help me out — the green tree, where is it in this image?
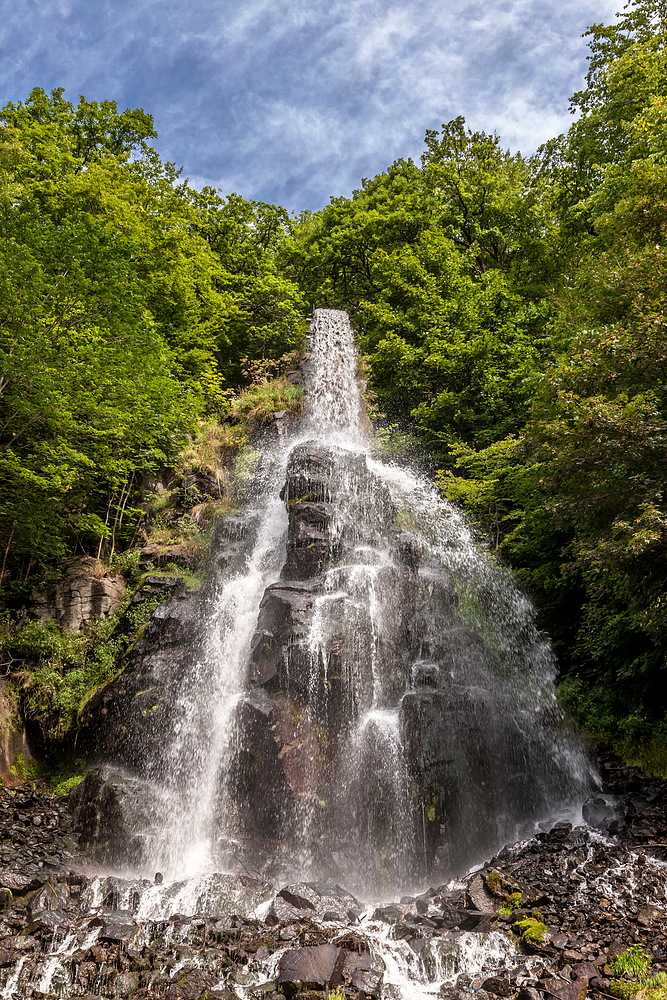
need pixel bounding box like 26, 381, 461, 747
0, 87, 305, 590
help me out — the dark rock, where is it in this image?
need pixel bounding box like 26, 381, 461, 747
249, 584, 313, 690
99, 921, 137, 943
515, 989, 542, 1000
68, 766, 155, 866
482, 975, 512, 996
542, 977, 589, 1000
351, 965, 384, 993
228, 699, 296, 841
582, 794, 626, 833
372, 904, 403, 924
570, 962, 600, 981
277, 943, 345, 989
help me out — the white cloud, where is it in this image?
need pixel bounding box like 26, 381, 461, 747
0, 0, 622, 209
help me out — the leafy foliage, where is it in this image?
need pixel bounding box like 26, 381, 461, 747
608, 944, 667, 1000
0, 87, 305, 592
7, 2, 667, 767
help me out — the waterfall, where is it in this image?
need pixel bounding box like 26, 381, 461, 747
115, 308, 596, 895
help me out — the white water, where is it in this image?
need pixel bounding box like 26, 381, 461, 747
144, 464, 290, 877
302, 307, 369, 449
132, 306, 594, 902
359, 923, 520, 999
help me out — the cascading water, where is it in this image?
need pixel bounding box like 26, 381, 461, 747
142, 462, 290, 877
0, 309, 607, 1000
100, 308, 596, 895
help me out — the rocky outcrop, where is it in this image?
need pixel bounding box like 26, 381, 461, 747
0, 678, 34, 785
70, 438, 590, 888
30, 556, 125, 632
75, 587, 203, 768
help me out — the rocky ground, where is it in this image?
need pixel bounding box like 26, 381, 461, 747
0, 757, 664, 999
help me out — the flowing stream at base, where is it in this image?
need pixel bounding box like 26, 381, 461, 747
28, 308, 599, 999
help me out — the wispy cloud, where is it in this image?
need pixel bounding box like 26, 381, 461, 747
0, 0, 620, 210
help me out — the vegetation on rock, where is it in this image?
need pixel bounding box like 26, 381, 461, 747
609, 944, 667, 1000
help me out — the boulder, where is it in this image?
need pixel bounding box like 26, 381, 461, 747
582, 794, 626, 833
277, 943, 345, 990
271, 882, 360, 922
68, 766, 157, 866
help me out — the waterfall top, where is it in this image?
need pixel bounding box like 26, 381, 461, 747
302, 308, 369, 450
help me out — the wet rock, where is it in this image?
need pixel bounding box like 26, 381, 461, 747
277, 883, 360, 922
372, 903, 404, 924
341, 947, 383, 994
68, 765, 154, 866
582, 794, 626, 833
164, 965, 215, 998
99, 919, 137, 943
228, 698, 296, 840
0, 872, 46, 895
278, 943, 345, 991
248, 584, 313, 690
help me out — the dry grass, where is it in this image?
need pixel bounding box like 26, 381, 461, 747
230, 378, 303, 430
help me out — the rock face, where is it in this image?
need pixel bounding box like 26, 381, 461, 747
223, 441, 588, 889
68, 766, 157, 866
0, 678, 34, 785
75, 584, 203, 769
74, 441, 591, 892
31, 556, 125, 632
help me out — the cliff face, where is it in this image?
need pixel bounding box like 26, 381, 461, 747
31, 558, 126, 634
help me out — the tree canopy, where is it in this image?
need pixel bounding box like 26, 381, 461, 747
0, 87, 304, 588
5, 0, 667, 766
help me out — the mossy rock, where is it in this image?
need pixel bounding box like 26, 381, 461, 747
513, 916, 548, 947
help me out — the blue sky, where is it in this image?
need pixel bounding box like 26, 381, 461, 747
1, 0, 619, 212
